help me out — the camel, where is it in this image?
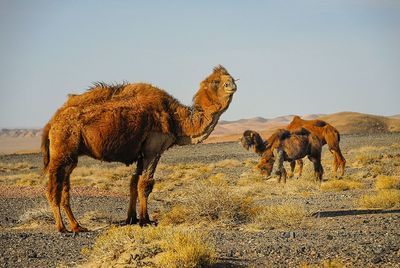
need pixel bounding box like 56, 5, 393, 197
287, 116, 346, 177
240, 129, 323, 183
42, 66, 237, 232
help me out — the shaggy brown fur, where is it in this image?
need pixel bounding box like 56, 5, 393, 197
287, 116, 346, 176
241, 129, 323, 183
42, 66, 237, 232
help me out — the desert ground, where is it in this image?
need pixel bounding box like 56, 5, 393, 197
0, 133, 399, 267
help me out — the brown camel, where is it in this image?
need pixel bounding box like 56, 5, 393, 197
240, 129, 323, 183
42, 66, 237, 232
287, 116, 346, 177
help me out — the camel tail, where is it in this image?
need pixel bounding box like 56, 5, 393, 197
41, 123, 51, 173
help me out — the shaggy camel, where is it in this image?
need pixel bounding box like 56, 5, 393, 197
42, 66, 237, 232
287, 116, 346, 177
240, 129, 323, 183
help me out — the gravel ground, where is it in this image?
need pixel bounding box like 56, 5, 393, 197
0, 133, 400, 267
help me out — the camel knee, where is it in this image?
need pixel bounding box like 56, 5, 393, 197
139, 178, 155, 197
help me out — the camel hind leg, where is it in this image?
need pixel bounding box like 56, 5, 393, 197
47, 159, 68, 232
335, 149, 346, 177
126, 156, 144, 225
330, 148, 346, 177
61, 160, 89, 232
137, 155, 160, 226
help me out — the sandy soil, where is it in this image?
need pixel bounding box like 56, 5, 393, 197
0, 134, 399, 267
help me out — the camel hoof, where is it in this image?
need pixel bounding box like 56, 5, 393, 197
126, 217, 138, 225
72, 225, 89, 233
58, 227, 69, 233
139, 219, 158, 227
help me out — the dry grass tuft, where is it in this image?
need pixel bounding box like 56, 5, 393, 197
243, 158, 258, 168
81, 225, 216, 268
0, 172, 43, 186
375, 175, 400, 190
19, 204, 53, 225
321, 179, 364, 192
159, 176, 257, 226
0, 162, 37, 172
159, 205, 191, 226
184, 182, 254, 224
358, 190, 400, 209
213, 159, 242, 168
249, 203, 309, 230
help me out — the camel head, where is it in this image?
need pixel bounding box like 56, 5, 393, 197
240, 130, 265, 155
258, 145, 275, 176
193, 65, 237, 113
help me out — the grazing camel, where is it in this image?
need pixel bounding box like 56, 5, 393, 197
42, 66, 237, 232
240, 129, 323, 183
287, 116, 346, 177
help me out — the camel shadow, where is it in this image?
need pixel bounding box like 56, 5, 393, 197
312, 209, 400, 218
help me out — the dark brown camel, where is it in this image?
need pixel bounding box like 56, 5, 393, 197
240, 129, 323, 183
42, 66, 237, 232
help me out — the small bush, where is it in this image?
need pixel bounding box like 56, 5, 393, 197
159, 205, 191, 226
375, 175, 400, 190
81, 225, 216, 268
358, 190, 400, 209
250, 203, 309, 230
19, 204, 53, 225
321, 179, 364, 192
159, 178, 256, 225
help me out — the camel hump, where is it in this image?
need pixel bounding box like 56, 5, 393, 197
288, 116, 303, 127
293, 115, 301, 121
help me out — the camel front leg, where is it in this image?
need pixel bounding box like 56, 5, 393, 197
126, 156, 144, 225
274, 148, 286, 183
137, 155, 160, 226
297, 159, 304, 179
308, 155, 324, 183
47, 161, 68, 232
289, 161, 295, 178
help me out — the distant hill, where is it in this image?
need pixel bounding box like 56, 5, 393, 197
390, 114, 400, 119
318, 112, 400, 134
1, 112, 399, 153
206, 112, 400, 143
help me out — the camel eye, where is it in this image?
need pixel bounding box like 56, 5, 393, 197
224, 83, 229, 87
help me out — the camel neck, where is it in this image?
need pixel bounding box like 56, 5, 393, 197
173, 101, 223, 145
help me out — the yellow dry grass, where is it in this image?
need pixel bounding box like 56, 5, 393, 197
160, 178, 256, 225
80, 225, 216, 268
212, 159, 242, 168
321, 179, 364, 192
248, 203, 309, 230
358, 190, 400, 209
375, 175, 400, 190
0, 172, 43, 186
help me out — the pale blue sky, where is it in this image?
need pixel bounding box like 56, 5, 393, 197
1, 0, 399, 128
